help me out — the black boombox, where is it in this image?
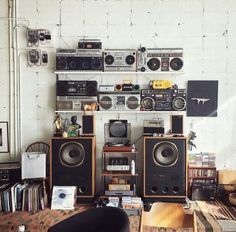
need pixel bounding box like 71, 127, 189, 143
57, 80, 98, 96
141, 88, 186, 111
56, 49, 102, 71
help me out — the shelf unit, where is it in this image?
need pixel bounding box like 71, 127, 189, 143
188, 166, 217, 200
101, 150, 139, 197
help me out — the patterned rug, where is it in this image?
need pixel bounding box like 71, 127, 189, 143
0, 206, 140, 232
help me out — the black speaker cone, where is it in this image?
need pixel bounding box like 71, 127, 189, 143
147, 58, 160, 71
60, 142, 85, 167
57, 58, 67, 70
153, 141, 178, 166
125, 55, 135, 65
91, 58, 102, 70
86, 81, 97, 96
68, 59, 77, 70
170, 58, 183, 71
105, 55, 114, 65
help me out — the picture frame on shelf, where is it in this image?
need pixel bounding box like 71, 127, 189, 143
0, 122, 9, 153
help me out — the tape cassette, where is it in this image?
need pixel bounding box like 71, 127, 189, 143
56, 49, 102, 71
137, 47, 183, 72
99, 93, 140, 111
103, 49, 137, 72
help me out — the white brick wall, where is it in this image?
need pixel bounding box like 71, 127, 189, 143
1, 0, 236, 173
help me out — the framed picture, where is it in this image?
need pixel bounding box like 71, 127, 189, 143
0, 122, 9, 153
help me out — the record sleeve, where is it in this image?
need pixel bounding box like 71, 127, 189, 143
51, 186, 77, 210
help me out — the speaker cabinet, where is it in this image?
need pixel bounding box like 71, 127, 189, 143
82, 115, 94, 135
171, 115, 183, 134
50, 137, 95, 200
144, 137, 187, 199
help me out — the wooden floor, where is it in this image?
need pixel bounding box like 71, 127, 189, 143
0, 200, 235, 232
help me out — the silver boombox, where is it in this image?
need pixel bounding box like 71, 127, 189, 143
99, 93, 140, 111
103, 49, 137, 72
56, 96, 97, 111
137, 47, 183, 72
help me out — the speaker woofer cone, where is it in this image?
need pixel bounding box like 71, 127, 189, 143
170, 58, 183, 71
172, 97, 186, 111
153, 141, 178, 166
147, 58, 160, 71
60, 142, 85, 167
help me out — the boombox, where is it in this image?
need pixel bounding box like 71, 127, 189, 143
56, 49, 102, 71
99, 93, 140, 111
56, 96, 97, 111
137, 47, 183, 72
57, 80, 98, 96
141, 89, 186, 111
78, 39, 102, 49
103, 49, 137, 72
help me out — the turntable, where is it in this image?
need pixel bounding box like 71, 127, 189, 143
103, 141, 133, 152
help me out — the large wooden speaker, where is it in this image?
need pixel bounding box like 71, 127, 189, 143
144, 136, 187, 200
50, 137, 95, 200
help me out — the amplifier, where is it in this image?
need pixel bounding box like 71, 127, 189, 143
108, 184, 131, 191
107, 165, 130, 171
0, 162, 21, 183
105, 190, 134, 196
191, 182, 216, 201
56, 48, 102, 71
57, 80, 97, 96
143, 119, 164, 134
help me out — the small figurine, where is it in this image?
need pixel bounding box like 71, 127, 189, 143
54, 113, 62, 136
67, 115, 81, 137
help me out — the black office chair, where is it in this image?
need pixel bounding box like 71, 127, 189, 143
48, 206, 130, 232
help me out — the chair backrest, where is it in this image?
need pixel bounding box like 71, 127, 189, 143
140, 202, 196, 232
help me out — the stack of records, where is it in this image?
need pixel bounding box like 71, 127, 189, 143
0, 181, 48, 212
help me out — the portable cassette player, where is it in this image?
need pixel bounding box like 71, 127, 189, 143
56, 49, 102, 71
57, 80, 97, 96
56, 96, 97, 111
103, 49, 137, 72
137, 47, 183, 72
99, 93, 140, 111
